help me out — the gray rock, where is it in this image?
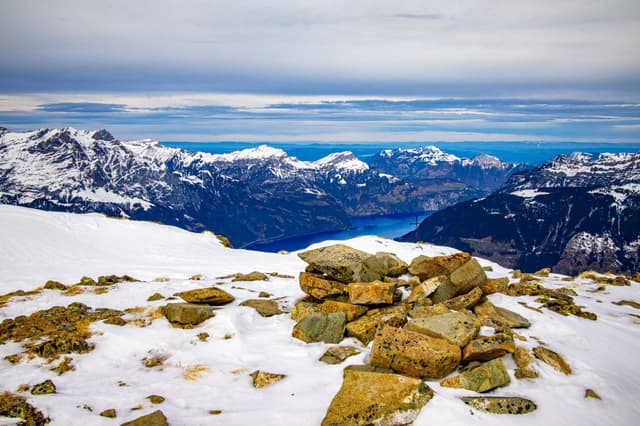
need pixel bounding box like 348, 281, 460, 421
292, 312, 347, 344
298, 244, 380, 283
461, 397, 537, 414
161, 303, 215, 326
405, 310, 480, 347
432, 258, 487, 303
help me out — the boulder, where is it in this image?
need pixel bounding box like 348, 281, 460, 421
482, 277, 510, 295
120, 410, 168, 426
348, 281, 397, 305
474, 301, 531, 328
461, 397, 537, 414
292, 312, 346, 344
408, 252, 471, 280
362, 252, 409, 278
319, 346, 360, 365
239, 299, 283, 317
321, 365, 434, 426
462, 333, 515, 363
345, 305, 408, 345
513, 346, 538, 379
298, 244, 380, 283
406, 276, 444, 306
369, 326, 461, 378
431, 259, 487, 304
405, 310, 480, 347
161, 303, 215, 326
175, 287, 234, 305
441, 286, 483, 311
250, 370, 286, 388
533, 346, 571, 375
440, 358, 510, 392
317, 300, 368, 322
299, 272, 348, 300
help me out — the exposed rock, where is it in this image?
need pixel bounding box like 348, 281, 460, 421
461, 396, 537, 414
482, 277, 509, 295
250, 370, 286, 388
407, 276, 444, 306
232, 271, 268, 282
533, 346, 572, 375
44, 280, 67, 290
299, 272, 348, 300
77, 276, 98, 286
408, 252, 471, 280
345, 305, 408, 345
175, 287, 235, 305
104, 316, 126, 326
0, 391, 50, 425
292, 312, 346, 344
536, 294, 597, 320
612, 299, 640, 309
100, 409, 117, 418
30, 379, 56, 395
441, 287, 483, 311
97, 275, 138, 285
291, 299, 319, 321
120, 410, 168, 426
319, 346, 361, 365
318, 300, 368, 321
440, 358, 510, 392
258, 291, 272, 298
409, 304, 452, 319
239, 299, 283, 317
348, 281, 397, 305
216, 234, 232, 248
474, 301, 530, 328
405, 310, 480, 347
369, 326, 461, 378
362, 252, 409, 278
147, 293, 164, 302
298, 244, 380, 283
147, 395, 165, 404
161, 303, 215, 326
321, 365, 434, 426
462, 333, 515, 363
431, 259, 487, 304
585, 389, 602, 400
534, 268, 551, 277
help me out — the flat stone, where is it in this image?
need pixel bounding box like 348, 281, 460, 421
175, 287, 235, 305
100, 409, 117, 418
462, 333, 515, 363
299, 272, 348, 300
348, 281, 397, 305
239, 299, 283, 317
408, 252, 471, 280
482, 277, 510, 295
513, 346, 538, 379
432, 259, 487, 304
370, 326, 461, 378
298, 244, 380, 283
232, 271, 268, 282
292, 312, 346, 344
533, 346, 572, 375
474, 301, 531, 328
319, 346, 361, 364
161, 303, 215, 326
441, 287, 483, 311
440, 358, 510, 392
407, 276, 444, 306
461, 397, 537, 414
585, 389, 601, 400
409, 304, 452, 319
317, 300, 368, 321
405, 310, 480, 347
362, 252, 409, 278
345, 305, 407, 345
321, 365, 434, 426
250, 370, 286, 388
120, 410, 168, 426
291, 299, 319, 321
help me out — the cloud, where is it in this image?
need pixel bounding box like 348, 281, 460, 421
37, 102, 127, 113
393, 13, 443, 20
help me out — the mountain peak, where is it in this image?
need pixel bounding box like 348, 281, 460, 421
314, 151, 369, 172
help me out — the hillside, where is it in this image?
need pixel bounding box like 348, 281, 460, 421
1, 206, 639, 425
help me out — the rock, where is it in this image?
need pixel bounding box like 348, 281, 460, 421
299, 272, 348, 300
321, 365, 434, 426
239, 299, 282, 317
146, 293, 164, 302
292, 312, 346, 344
362, 252, 409, 278
348, 281, 397, 305
30, 379, 56, 395
536, 294, 597, 320
533, 346, 572, 375
534, 267, 551, 277
175, 287, 235, 305
440, 358, 510, 392
474, 301, 531, 328
441, 287, 483, 311
318, 300, 367, 322
120, 410, 168, 426
97, 275, 137, 286
291, 299, 319, 321
513, 346, 538, 379
258, 291, 272, 298
298, 244, 380, 283
216, 235, 232, 248
77, 276, 98, 286
585, 389, 601, 400
612, 299, 640, 309
462, 333, 515, 363
232, 271, 268, 282
104, 316, 126, 326
405, 310, 480, 347
431, 259, 487, 304
161, 303, 215, 326
345, 305, 408, 345
100, 409, 117, 418
461, 397, 537, 414
250, 370, 286, 388
147, 395, 165, 404
369, 326, 461, 378
512, 269, 522, 278
319, 346, 360, 364
409, 304, 452, 319
407, 276, 444, 306
44, 280, 67, 290
482, 277, 509, 295
408, 252, 471, 280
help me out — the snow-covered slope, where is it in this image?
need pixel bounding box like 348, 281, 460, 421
1, 206, 639, 425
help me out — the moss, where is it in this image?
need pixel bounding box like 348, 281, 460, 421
0, 391, 49, 425
52, 356, 74, 375
0, 289, 42, 308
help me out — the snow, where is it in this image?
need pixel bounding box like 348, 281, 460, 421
511, 189, 551, 198
312, 151, 369, 172
1, 205, 640, 425
74, 188, 154, 211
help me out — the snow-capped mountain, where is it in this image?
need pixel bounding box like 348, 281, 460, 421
406, 152, 640, 274
0, 127, 522, 247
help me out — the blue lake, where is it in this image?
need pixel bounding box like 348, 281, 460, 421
247, 212, 434, 252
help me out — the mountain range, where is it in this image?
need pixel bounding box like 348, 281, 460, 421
0, 127, 522, 247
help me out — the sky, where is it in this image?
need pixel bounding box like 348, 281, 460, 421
0, 0, 639, 143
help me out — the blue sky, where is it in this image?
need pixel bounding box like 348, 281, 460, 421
1, 0, 639, 143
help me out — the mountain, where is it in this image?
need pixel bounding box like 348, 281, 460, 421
0, 127, 522, 247
403, 152, 640, 275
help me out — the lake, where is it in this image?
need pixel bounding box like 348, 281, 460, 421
247, 212, 434, 252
